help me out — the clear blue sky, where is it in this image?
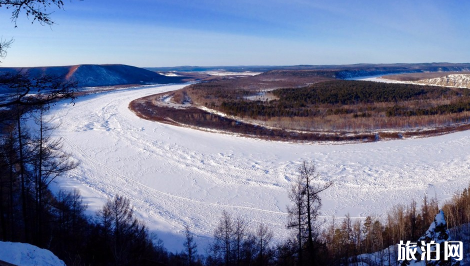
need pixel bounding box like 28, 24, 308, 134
1, 0, 469, 67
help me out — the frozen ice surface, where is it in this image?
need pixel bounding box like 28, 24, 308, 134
39, 84, 470, 252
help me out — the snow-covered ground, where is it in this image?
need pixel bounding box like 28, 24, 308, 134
204, 71, 261, 76
0, 241, 65, 266
359, 76, 411, 84
39, 84, 470, 252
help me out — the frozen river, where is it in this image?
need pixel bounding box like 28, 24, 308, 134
43, 84, 470, 251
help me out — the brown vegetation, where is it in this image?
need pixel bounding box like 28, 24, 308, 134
323, 195, 440, 264
129, 94, 378, 142
131, 77, 470, 141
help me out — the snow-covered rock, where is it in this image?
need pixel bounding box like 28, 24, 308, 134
0, 241, 65, 266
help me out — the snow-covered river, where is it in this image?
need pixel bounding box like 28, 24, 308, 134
42, 84, 470, 251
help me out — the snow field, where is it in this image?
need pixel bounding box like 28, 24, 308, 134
40, 84, 470, 252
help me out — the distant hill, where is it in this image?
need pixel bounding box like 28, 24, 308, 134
148, 63, 470, 77
0, 64, 186, 87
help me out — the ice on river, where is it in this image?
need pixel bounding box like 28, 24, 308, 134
39, 84, 470, 251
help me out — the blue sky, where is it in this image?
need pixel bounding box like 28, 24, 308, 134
1, 0, 469, 67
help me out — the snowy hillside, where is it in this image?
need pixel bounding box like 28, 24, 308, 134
36, 84, 470, 252
414, 74, 470, 88
0, 64, 184, 87
0, 241, 65, 266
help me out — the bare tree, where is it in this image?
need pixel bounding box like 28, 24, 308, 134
0, 72, 76, 242
212, 210, 235, 266
287, 160, 332, 265
99, 195, 143, 265
98, 195, 158, 266
233, 216, 248, 266
183, 224, 198, 266
31, 106, 78, 243
287, 172, 306, 265
254, 223, 273, 266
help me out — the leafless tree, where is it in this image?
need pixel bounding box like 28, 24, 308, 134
254, 223, 273, 266
287, 160, 332, 265
233, 216, 248, 266
31, 107, 77, 243
212, 210, 235, 265
183, 224, 198, 266
287, 172, 307, 265
100, 195, 144, 265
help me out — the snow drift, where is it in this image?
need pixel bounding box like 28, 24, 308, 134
0, 241, 65, 266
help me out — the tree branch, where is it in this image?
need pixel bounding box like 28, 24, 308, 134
0, 38, 14, 63
0, 0, 65, 26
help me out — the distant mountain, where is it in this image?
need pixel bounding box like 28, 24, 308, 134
0, 64, 185, 87
3, 63, 470, 88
